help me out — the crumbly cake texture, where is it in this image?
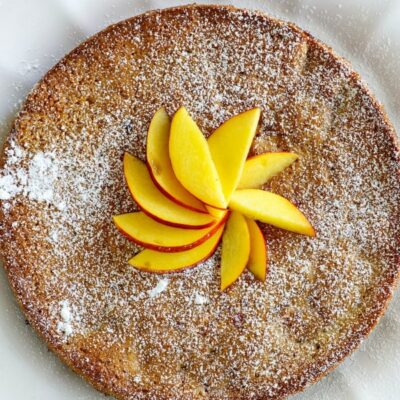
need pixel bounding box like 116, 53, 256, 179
0, 4, 399, 400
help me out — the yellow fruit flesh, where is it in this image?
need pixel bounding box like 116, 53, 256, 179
129, 225, 225, 272
208, 108, 260, 203
113, 212, 226, 251
229, 189, 315, 236
169, 107, 226, 209
124, 153, 215, 228
220, 211, 250, 290
245, 218, 267, 281
146, 108, 206, 212
238, 152, 298, 189
205, 205, 228, 219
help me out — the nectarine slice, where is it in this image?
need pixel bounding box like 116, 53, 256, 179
128, 225, 225, 273
205, 205, 228, 220
229, 189, 315, 236
208, 108, 260, 202
146, 108, 206, 213
246, 218, 267, 282
124, 153, 215, 229
169, 107, 226, 209
220, 211, 250, 290
238, 152, 298, 189
113, 211, 227, 252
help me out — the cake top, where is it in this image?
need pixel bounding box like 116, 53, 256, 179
0, 5, 399, 400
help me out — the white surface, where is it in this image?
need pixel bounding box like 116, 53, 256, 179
0, 1, 399, 399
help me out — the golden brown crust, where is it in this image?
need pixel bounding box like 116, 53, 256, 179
0, 4, 399, 400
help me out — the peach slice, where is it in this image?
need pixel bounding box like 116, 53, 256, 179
146, 108, 206, 213
128, 225, 225, 273
220, 211, 250, 290
113, 211, 227, 252
238, 152, 298, 189
229, 189, 315, 236
124, 153, 215, 229
169, 107, 226, 209
208, 108, 260, 202
205, 205, 228, 220
246, 218, 267, 282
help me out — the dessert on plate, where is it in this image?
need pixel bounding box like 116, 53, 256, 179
0, 5, 399, 400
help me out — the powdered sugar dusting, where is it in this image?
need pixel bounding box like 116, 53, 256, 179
194, 292, 209, 305
0, 144, 57, 203
0, 5, 399, 400
148, 278, 169, 298
56, 300, 77, 338
0, 175, 19, 200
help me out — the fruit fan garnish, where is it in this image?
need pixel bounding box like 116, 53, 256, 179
113, 107, 315, 290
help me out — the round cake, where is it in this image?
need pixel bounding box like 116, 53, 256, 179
0, 5, 399, 400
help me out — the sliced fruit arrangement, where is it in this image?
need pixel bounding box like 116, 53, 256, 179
114, 106, 316, 290
123, 153, 215, 229
238, 152, 298, 189
146, 107, 206, 213
220, 212, 250, 290
113, 211, 228, 252
245, 218, 267, 282
230, 190, 315, 236
129, 225, 225, 273
169, 107, 226, 209
208, 108, 260, 203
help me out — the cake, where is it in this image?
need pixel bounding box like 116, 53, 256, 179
0, 4, 399, 399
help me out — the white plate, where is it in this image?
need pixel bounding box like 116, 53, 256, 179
0, 1, 399, 399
